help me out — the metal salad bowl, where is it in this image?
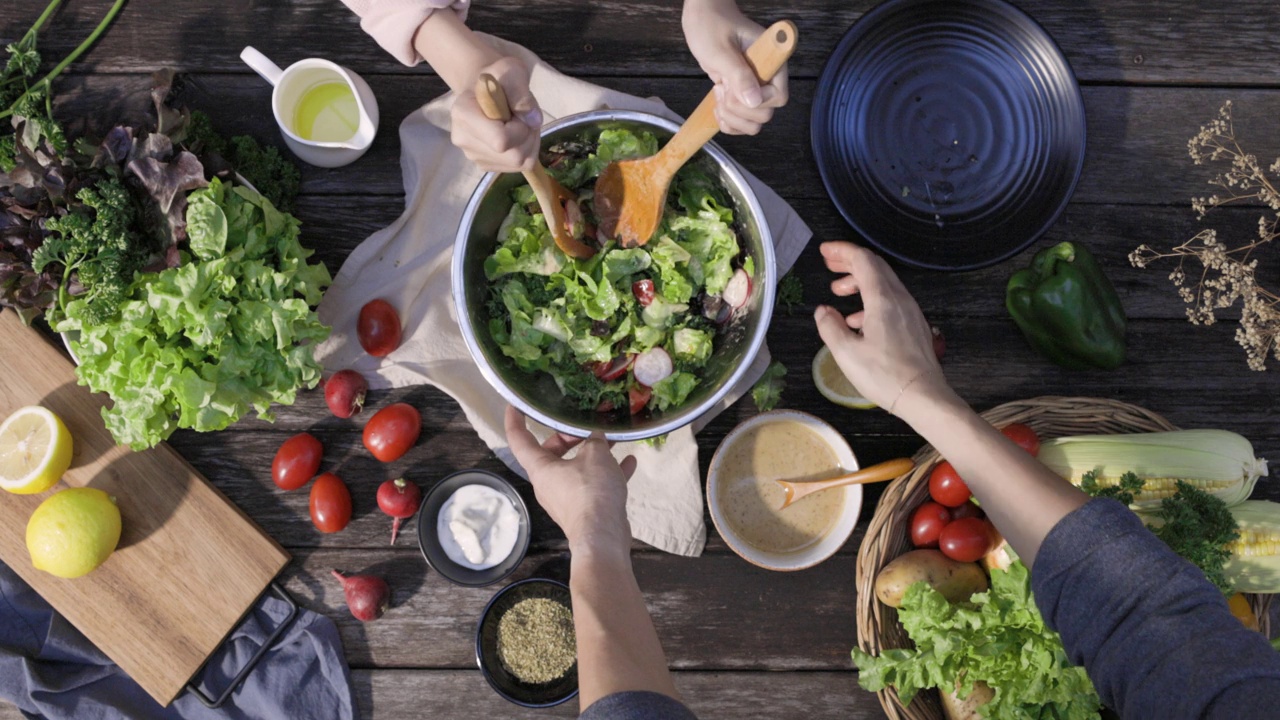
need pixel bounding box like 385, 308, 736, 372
452, 110, 776, 441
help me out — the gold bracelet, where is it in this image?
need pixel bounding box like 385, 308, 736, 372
887, 370, 929, 416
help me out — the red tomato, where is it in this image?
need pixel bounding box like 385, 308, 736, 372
272, 432, 323, 491
358, 300, 402, 357
595, 398, 617, 413
590, 355, 633, 382
950, 501, 985, 521
632, 279, 656, 306
629, 385, 652, 415
910, 502, 951, 548
310, 472, 352, 533
363, 403, 422, 462
1000, 423, 1041, 456
928, 461, 972, 507
939, 517, 992, 562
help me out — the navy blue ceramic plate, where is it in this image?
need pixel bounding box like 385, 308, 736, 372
811, 0, 1086, 270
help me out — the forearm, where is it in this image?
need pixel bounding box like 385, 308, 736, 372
569, 542, 680, 710
895, 380, 1087, 567
411, 10, 502, 92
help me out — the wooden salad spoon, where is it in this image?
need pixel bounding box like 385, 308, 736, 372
594, 20, 798, 247
776, 458, 915, 510
474, 73, 597, 259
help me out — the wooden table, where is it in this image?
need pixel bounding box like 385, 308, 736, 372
4, 1, 1280, 718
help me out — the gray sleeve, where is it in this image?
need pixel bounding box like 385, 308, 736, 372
580, 691, 698, 720
1031, 498, 1280, 720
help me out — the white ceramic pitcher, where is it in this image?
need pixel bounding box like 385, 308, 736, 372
240, 46, 379, 168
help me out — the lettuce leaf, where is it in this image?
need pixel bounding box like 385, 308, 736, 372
651, 371, 699, 411
60, 178, 331, 449
851, 561, 1101, 720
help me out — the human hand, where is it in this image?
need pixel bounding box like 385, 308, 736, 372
450, 56, 543, 172
813, 242, 951, 416
682, 0, 788, 135
504, 407, 638, 554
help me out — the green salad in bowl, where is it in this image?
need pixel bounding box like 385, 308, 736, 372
481, 128, 758, 418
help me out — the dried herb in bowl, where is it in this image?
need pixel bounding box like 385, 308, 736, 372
497, 597, 576, 684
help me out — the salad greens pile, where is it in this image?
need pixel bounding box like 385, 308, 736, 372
852, 561, 1102, 720
483, 128, 752, 414
58, 178, 330, 449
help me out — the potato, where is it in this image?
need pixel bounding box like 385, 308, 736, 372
874, 549, 988, 608
940, 680, 994, 720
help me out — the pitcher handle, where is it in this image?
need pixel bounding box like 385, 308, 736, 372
241, 46, 284, 86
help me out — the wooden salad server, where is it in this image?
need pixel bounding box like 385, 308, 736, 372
474, 73, 596, 259
776, 457, 914, 510
594, 20, 798, 247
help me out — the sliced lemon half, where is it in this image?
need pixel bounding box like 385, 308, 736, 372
0, 406, 73, 494
812, 346, 877, 410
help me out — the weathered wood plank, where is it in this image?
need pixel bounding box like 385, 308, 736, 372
47, 74, 1280, 206
282, 547, 861, 670
350, 668, 884, 720
7, 0, 1280, 86
284, 192, 1273, 322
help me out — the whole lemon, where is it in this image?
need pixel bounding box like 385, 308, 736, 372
26, 488, 122, 579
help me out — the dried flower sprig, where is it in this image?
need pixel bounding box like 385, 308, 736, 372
1130, 101, 1280, 371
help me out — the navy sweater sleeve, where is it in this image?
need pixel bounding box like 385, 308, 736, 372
1031, 498, 1280, 720
579, 691, 698, 720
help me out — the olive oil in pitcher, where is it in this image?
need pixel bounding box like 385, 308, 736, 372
293, 82, 360, 142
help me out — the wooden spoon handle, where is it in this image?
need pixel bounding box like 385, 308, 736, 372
662, 20, 799, 169
475, 73, 512, 121
779, 457, 913, 509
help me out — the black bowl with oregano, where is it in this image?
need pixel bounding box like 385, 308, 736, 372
475, 578, 578, 708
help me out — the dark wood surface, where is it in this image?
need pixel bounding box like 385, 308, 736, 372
3, 1, 1280, 718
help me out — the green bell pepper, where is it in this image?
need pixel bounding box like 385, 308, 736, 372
1006, 241, 1127, 370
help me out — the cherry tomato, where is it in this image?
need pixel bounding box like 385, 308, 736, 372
309, 472, 352, 533
928, 461, 972, 507
1000, 423, 1041, 456
358, 300, 402, 357
595, 398, 617, 413
632, 279, 656, 306
910, 502, 951, 548
363, 402, 422, 462
939, 517, 992, 562
272, 432, 323, 491
590, 355, 633, 382
629, 385, 652, 415
950, 501, 985, 521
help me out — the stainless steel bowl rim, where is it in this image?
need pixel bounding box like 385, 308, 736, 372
452, 109, 777, 440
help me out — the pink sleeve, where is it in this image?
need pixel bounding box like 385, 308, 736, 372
340, 0, 471, 66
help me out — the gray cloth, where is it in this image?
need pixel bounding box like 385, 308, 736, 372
1032, 498, 1280, 720
580, 691, 697, 720
0, 561, 355, 720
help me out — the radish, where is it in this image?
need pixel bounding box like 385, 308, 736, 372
723, 268, 751, 309
633, 347, 673, 386
331, 570, 390, 622
325, 370, 368, 418
376, 477, 422, 545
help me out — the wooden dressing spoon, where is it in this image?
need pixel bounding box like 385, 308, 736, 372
594, 20, 799, 247
776, 458, 914, 510
474, 74, 597, 259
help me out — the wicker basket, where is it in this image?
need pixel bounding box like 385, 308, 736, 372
855, 396, 1273, 720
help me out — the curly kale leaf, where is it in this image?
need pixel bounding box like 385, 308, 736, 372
778, 273, 804, 315
34, 177, 149, 325
1147, 481, 1240, 594
1080, 469, 1146, 506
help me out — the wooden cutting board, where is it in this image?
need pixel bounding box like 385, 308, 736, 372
0, 311, 289, 706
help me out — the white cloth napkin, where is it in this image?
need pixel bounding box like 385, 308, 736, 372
314, 37, 811, 557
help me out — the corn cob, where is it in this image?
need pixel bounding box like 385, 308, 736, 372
1223, 500, 1280, 593
1037, 429, 1268, 510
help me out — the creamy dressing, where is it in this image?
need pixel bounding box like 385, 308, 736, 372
437, 484, 520, 570
717, 420, 845, 553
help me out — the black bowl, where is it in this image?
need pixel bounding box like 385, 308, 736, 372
417, 470, 531, 587
476, 578, 578, 708
811, 0, 1086, 270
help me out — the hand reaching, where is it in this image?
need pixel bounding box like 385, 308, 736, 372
451, 57, 543, 172
682, 0, 789, 135
504, 407, 637, 554
812, 242, 949, 415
